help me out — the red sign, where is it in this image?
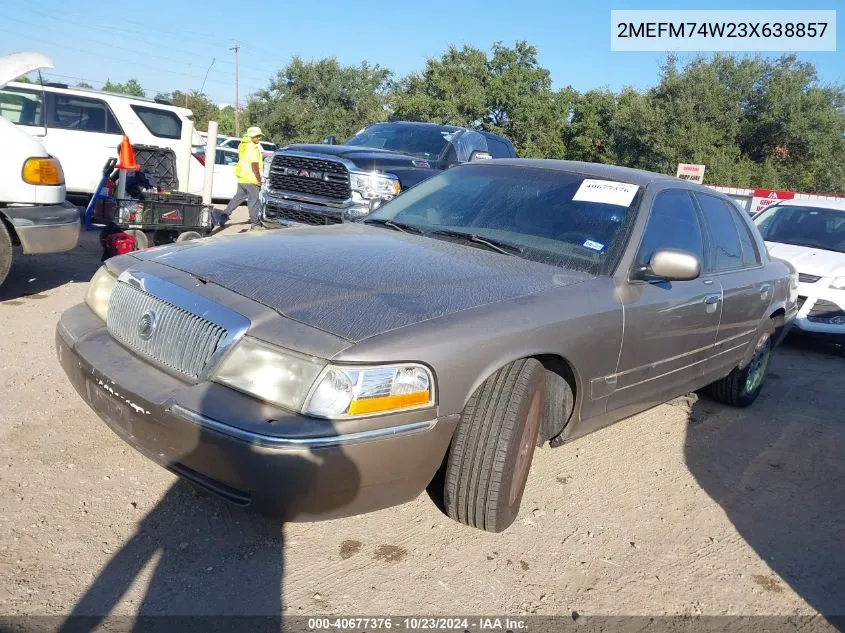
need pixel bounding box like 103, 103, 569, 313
750, 189, 795, 215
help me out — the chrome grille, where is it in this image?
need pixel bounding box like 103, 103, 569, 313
269, 155, 350, 200
107, 282, 228, 379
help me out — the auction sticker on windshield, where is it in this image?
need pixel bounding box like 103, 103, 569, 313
573, 179, 639, 206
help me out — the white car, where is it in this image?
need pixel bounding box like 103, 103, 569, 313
191, 146, 238, 201
219, 137, 277, 155
0, 81, 204, 195
754, 199, 845, 346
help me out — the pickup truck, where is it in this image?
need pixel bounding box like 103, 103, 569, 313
260, 120, 517, 226
0, 53, 80, 288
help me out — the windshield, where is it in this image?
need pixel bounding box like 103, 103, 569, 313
754, 204, 845, 253
365, 164, 642, 275
344, 123, 458, 159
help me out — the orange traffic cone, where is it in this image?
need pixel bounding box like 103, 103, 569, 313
116, 136, 139, 171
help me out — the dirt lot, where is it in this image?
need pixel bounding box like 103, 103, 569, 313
1, 207, 843, 622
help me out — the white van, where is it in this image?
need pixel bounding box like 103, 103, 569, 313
0, 80, 203, 196
0, 53, 79, 288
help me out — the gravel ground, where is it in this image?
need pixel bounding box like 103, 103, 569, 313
1, 207, 843, 623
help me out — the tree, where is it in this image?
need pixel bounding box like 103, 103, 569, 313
15, 75, 32, 83
243, 56, 392, 144
103, 78, 145, 97
389, 41, 565, 158
75, 81, 94, 89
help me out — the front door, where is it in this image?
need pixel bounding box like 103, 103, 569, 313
694, 193, 774, 376
609, 189, 721, 416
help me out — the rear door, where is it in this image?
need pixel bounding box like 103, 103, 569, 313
693, 192, 773, 375
43, 92, 124, 193
608, 188, 721, 415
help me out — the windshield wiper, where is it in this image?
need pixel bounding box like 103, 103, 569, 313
428, 229, 523, 256
363, 218, 424, 234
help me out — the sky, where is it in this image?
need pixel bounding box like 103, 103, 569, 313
1, 0, 842, 106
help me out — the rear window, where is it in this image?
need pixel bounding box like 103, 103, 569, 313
131, 105, 182, 139
0, 88, 43, 126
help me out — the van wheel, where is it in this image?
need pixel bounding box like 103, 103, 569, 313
443, 358, 545, 532
0, 220, 12, 288
177, 231, 203, 242
124, 229, 148, 250
709, 332, 773, 407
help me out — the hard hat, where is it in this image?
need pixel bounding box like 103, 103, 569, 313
246, 126, 263, 138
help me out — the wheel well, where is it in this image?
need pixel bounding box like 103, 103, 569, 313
533, 354, 577, 402
0, 214, 20, 246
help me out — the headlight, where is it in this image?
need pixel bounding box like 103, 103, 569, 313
304, 363, 434, 418
22, 157, 64, 185
831, 277, 845, 290
85, 266, 117, 322
349, 170, 401, 200
213, 337, 326, 411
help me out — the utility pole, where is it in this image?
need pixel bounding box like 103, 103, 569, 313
230, 43, 240, 136
184, 63, 191, 108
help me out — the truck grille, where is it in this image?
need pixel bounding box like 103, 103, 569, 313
107, 282, 228, 380
264, 201, 342, 226
269, 155, 350, 201
798, 272, 822, 283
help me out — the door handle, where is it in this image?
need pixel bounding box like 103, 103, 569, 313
704, 294, 721, 305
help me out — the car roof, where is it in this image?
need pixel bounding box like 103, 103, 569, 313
476, 159, 682, 187
772, 198, 845, 211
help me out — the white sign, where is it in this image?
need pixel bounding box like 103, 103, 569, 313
572, 179, 640, 207
676, 163, 706, 184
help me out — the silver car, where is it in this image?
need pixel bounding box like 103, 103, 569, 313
56, 160, 798, 532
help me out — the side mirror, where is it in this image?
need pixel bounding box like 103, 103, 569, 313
469, 150, 493, 162
323, 135, 337, 145
632, 248, 701, 282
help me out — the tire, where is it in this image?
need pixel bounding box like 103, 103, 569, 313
177, 231, 203, 242
124, 229, 148, 250
709, 331, 774, 407
443, 358, 545, 532
0, 219, 13, 288
539, 370, 574, 447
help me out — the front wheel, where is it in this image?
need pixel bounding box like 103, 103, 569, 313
708, 332, 773, 407
442, 358, 545, 532
0, 220, 12, 288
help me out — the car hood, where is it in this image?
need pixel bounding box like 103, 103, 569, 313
0, 52, 53, 87
765, 241, 845, 278
280, 144, 437, 170
133, 224, 590, 342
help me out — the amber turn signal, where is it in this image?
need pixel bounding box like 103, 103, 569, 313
22, 157, 64, 186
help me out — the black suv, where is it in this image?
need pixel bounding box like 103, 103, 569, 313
260, 121, 517, 226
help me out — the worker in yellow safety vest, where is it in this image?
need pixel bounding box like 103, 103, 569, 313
217, 126, 265, 230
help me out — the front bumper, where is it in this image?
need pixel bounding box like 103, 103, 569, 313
793, 287, 845, 339
3, 201, 80, 254
260, 189, 371, 226
56, 304, 457, 521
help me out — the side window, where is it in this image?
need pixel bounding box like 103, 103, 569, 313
48, 93, 123, 134
730, 209, 762, 266
696, 194, 743, 272
217, 150, 238, 165
452, 130, 488, 162
637, 189, 704, 267
484, 135, 513, 158
0, 88, 43, 126
131, 105, 182, 139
